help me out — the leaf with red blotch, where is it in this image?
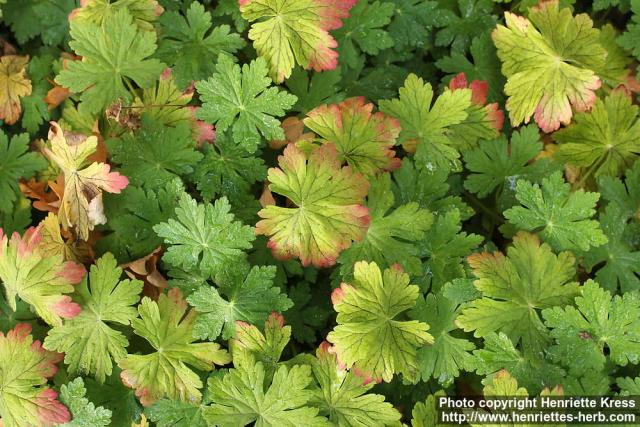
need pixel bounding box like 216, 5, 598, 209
43, 122, 128, 241
492, 0, 606, 132
0, 224, 85, 326
256, 143, 370, 268
448, 72, 504, 147
0, 323, 70, 427
304, 97, 401, 176
239, 0, 357, 83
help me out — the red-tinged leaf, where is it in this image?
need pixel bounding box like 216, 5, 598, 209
0, 225, 85, 326
256, 143, 370, 268
304, 96, 401, 176
240, 0, 357, 82
43, 122, 128, 241
0, 324, 70, 427
492, 1, 606, 132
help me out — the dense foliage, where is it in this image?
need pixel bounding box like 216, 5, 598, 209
1, 0, 640, 425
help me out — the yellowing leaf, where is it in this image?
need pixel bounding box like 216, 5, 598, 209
71, 0, 163, 32
492, 0, 606, 132
43, 122, 129, 241
0, 225, 86, 326
327, 261, 433, 382
39, 212, 89, 262
0, 55, 32, 125
119, 288, 231, 406
256, 143, 370, 268
303, 96, 401, 176
239, 0, 357, 82
0, 324, 70, 427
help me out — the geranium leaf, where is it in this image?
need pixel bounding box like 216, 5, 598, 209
492, 1, 606, 132
119, 288, 231, 406
303, 96, 401, 176
239, 0, 356, 83
457, 232, 579, 355
0, 225, 86, 326
44, 122, 129, 241
44, 254, 143, 383
327, 261, 433, 382
56, 8, 165, 114
256, 143, 370, 268
195, 55, 297, 153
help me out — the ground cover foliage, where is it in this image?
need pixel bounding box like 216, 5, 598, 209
1, 0, 640, 425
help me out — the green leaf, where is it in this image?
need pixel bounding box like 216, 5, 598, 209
436, 33, 505, 104
0, 130, 46, 213
195, 55, 297, 153
3, 0, 74, 45
335, 0, 395, 69
379, 73, 472, 171
204, 361, 327, 427
492, 1, 606, 132
410, 292, 475, 387
44, 253, 143, 383
554, 91, 640, 179
542, 280, 640, 375
470, 332, 565, 394
21, 55, 54, 134
504, 171, 607, 252
419, 209, 483, 291
0, 197, 31, 237
285, 68, 345, 114
463, 125, 559, 210
153, 192, 255, 276
584, 206, 640, 293
392, 158, 473, 218
618, 0, 640, 61
59, 378, 112, 427
156, 1, 245, 89
119, 288, 231, 406
84, 370, 142, 427
192, 130, 267, 203
283, 282, 331, 344
411, 392, 449, 427
107, 116, 203, 189
56, 8, 165, 114
97, 179, 183, 262
434, 0, 496, 54
146, 399, 207, 427
338, 173, 433, 278
387, 0, 441, 51
457, 232, 579, 355
595, 24, 635, 89
327, 261, 433, 382
71, 0, 161, 31
230, 313, 291, 375
187, 264, 292, 340
256, 143, 370, 268
309, 342, 401, 426
239, 0, 354, 82
598, 159, 640, 220
618, 377, 640, 395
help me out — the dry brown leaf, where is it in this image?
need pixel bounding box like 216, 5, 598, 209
121, 247, 168, 300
